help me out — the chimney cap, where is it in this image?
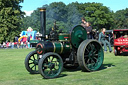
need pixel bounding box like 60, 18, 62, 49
39, 7, 46, 11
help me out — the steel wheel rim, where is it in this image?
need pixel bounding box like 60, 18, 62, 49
28, 53, 38, 73
84, 42, 104, 71
42, 55, 62, 78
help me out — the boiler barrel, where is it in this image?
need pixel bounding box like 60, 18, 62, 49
36, 41, 71, 55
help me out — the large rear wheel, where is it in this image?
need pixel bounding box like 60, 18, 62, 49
77, 39, 104, 72
38, 52, 63, 79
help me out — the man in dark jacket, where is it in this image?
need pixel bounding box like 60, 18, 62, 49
85, 22, 92, 39
98, 28, 112, 52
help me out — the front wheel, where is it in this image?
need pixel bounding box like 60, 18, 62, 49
38, 52, 63, 79
114, 48, 120, 56
77, 39, 104, 72
25, 51, 39, 74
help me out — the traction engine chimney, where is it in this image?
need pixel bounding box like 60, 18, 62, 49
39, 7, 46, 40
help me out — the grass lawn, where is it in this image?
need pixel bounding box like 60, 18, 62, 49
0, 48, 128, 85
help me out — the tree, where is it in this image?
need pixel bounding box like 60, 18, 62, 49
21, 2, 68, 34
46, 2, 67, 32
47, 2, 67, 22
114, 8, 128, 29
21, 2, 115, 35
79, 2, 114, 30
66, 2, 82, 31
21, 9, 40, 32
0, 0, 24, 43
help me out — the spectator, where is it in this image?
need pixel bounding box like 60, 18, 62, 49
6, 42, 9, 48
81, 17, 87, 28
26, 41, 28, 49
98, 28, 112, 53
17, 42, 20, 49
3, 42, 6, 48
14, 42, 17, 48
28, 42, 30, 48
85, 22, 92, 39
12, 42, 14, 49
1, 44, 3, 48
21, 41, 23, 49
9, 42, 11, 48
30, 44, 32, 49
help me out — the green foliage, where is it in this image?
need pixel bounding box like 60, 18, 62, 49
114, 8, 128, 29
21, 2, 69, 34
80, 3, 114, 30
0, 1, 128, 43
21, 9, 40, 32
46, 2, 68, 33
21, 2, 115, 34
0, 0, 24, 43
66, 2, 82, 29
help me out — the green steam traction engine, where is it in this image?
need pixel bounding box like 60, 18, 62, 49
25, 8, 104, 79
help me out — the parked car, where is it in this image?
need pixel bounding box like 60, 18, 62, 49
113, 29, 128, 55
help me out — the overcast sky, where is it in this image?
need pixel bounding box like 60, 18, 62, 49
20, 0, 128, 16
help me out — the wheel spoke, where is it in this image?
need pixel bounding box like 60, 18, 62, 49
93, 49, 97, 54
85, 48, 89, 53
48, 69, 52, 74
30, 59, 34, 62
35, 65, 36, 71
54, 67, 57, 70
55, 61, 59, 66
94, 54, 98, 56
42, 65, 48, 70
90, 44, 94, 49
88, 43, 92, 49
93, 57, 98, 60
48, 57, 51, 62
91, 59, 95, 63
33, 55, 35, 60
91, 45, 95, 52
88, 64, 92, 68
31, 64, 35, 69
52, 61, 57, 63
87, 59, 90, 64
88, 62, 95, 68
51, 57, 54, 62
29, 62, 34, 65
43, 64, 49, 67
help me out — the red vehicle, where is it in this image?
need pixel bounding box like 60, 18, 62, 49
114, 29, 128, 55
